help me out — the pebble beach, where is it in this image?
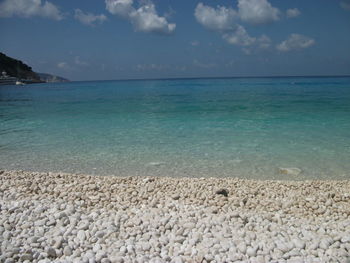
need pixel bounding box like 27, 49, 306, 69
1, 170, 350, 263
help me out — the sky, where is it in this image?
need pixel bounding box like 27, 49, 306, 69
1, 0, 350, 81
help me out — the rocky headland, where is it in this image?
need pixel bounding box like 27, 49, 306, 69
0, 53, 68, 84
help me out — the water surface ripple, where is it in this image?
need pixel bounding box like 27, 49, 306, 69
1, 77, 349, 180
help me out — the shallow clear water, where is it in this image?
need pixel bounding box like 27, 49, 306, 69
1, 77, 350, 180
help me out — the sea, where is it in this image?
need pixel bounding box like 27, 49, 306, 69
1, 77, 350, 180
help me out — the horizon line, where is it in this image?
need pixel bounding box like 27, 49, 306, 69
69, 74, 350, 83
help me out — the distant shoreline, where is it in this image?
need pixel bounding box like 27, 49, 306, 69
67, 74, 350, 83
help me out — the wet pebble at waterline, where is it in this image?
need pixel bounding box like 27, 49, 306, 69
0, 170, 350, 262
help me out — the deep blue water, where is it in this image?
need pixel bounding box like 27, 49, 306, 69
1, 77, 350, 179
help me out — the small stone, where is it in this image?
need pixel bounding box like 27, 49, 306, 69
308, 241, 319, 250
3, 231, 11, 240
126, 244, 134, 253
319, 238, 332, 250
204, 254, 214, 261
93, 244, 101, 253
142, 243, 151, 251
85, 251, 95, 260
95, 251, 107, 261
143, 177, 154, 183
246, 246, 257, 257
77, 230, 86, 242
279, 167, 302, 176
341, 236, 350, 243
277, 242, 291, 253
53, 237, 63, 249
172, 256, 183, 263
96, 230, 106, 238
46, 219, 56, 226
63, 246, 73, 256
46, 247, 56, 258
147, 162, 165, 167
120, 246, 127, 254
237, 243, 247, 254
35, 219, 47, 226
215, 189, 229, 197
110, 256, 124, 263
174, 236, 186, 244
325, 199, 332, 207
77, 220, 90, 230
292, 239, 306, 249
20, 254, 33, 261
172, 194, 180, 200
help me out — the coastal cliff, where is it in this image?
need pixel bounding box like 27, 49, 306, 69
0, 52, 69, 83
0, 52, 41, 82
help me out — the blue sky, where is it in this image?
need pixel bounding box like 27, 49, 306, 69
1, 0, 350, 81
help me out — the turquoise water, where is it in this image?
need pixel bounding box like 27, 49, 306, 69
1, 77, 350, 180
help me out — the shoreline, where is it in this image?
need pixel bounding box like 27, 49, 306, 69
1, 170, 350, 262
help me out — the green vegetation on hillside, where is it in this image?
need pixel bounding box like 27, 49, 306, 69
0, 52, 41, 81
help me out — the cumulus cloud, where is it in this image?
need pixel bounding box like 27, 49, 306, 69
106, 0, 133, 17
277, 34, 315, 52
340, 0, 350, 11
194, 3, 249, 47
74, 57, 89, 66
238, 34, 272, 54
136, 63, 168, 71
193, 59, 217, 69
237, 0, 280, 25
258, 35, 272, 49
286, 8, 301, 18
0, 0, 63, 20
105, 0, 175, 34
194, 3, 237, 32
129, 4, 176, 34
222, 25, 256, 46
74, 9, 107, 26
57, 62, 69, 69
194, 2, 272, 52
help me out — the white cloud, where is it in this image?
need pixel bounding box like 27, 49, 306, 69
106, 0, 133, 17
277, 34, 315, 52
222, 25, 256, 46
175, 65, 187, 71
136, 63, 167, 71
233, 34, 272, 55
129, 4, 176, 34
74, 57, 89, 66
57, 62, 69, 69
74, 9, 107, 26
340, 1, 350, 11
191, 41, 200, 46
193, 59, 217, 69
105, 0, 175, 34
194, 3, 237, 32
286, 8, 301, 18
237, 0, 280, 25
194, 2, 275, 53
258, 34, 271, 49
0, 0, 63, 20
